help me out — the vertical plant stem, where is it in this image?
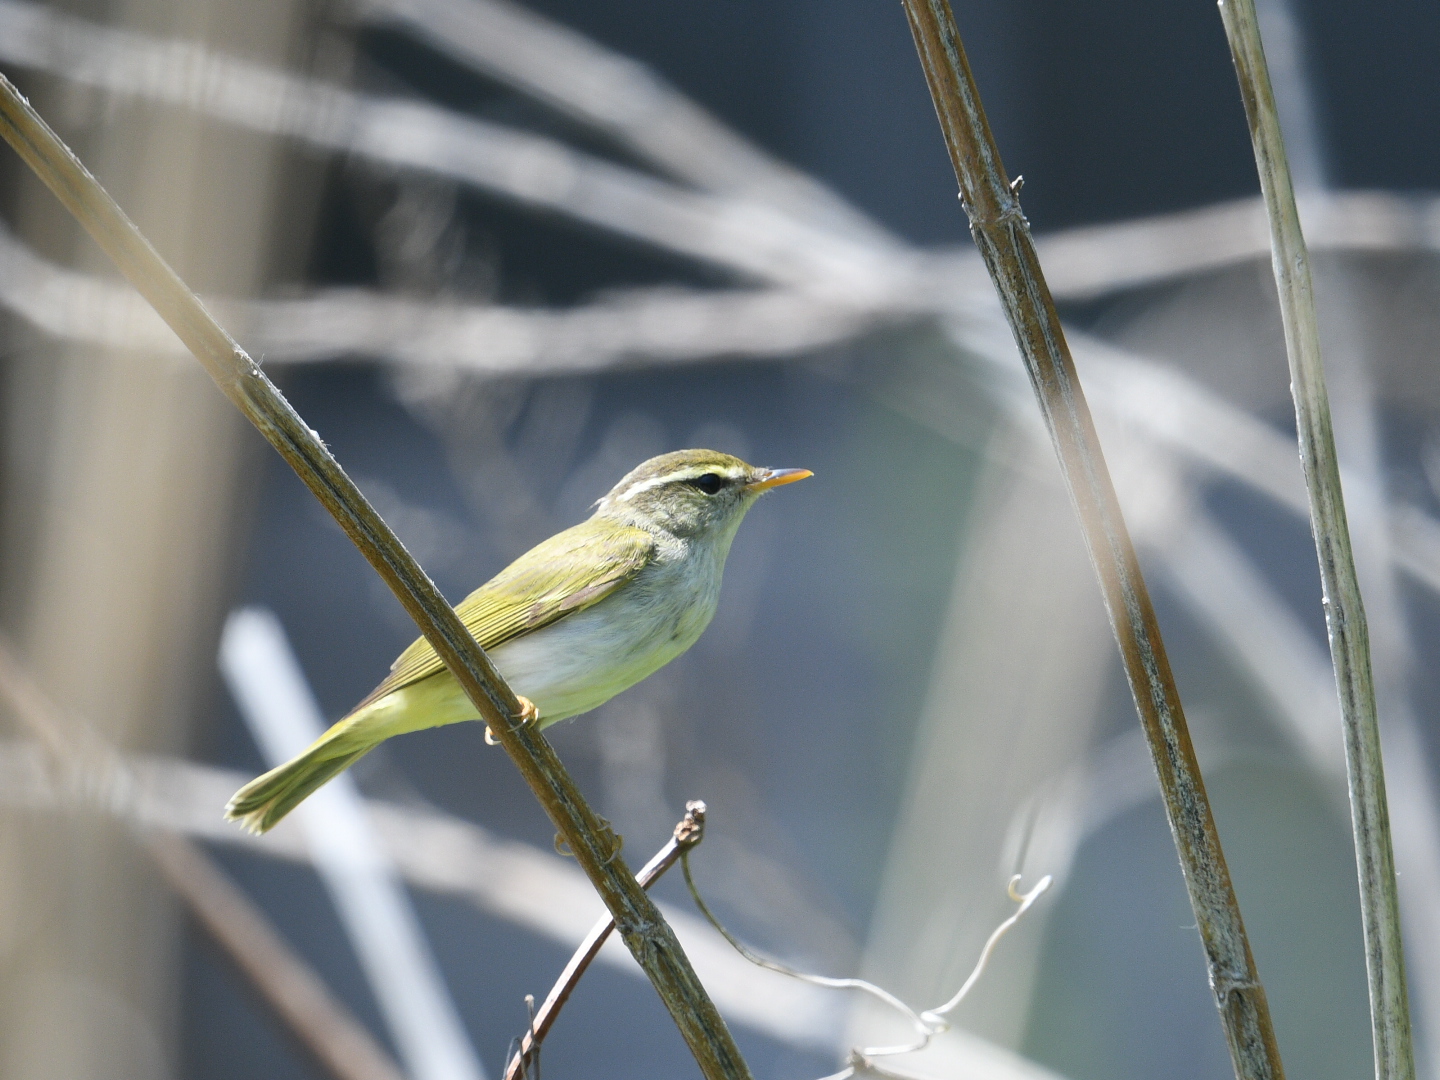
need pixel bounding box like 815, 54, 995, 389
1215, 4, 1414, 1079
0, 71, 752, 1080
895, 4, 1286, 1079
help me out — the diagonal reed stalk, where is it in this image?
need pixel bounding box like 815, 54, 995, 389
896, 3, 1286, 1078
1215, 3, 1415, 1078
0, 71, 752, 1080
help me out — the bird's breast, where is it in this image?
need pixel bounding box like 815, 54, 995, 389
487, 550, 722, 724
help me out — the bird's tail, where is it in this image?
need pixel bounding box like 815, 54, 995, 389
224, 723, 373, 834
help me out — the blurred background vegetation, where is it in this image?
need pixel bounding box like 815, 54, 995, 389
0, 1, 1438, 1079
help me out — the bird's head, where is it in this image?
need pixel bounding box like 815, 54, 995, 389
593, 449, 811, 541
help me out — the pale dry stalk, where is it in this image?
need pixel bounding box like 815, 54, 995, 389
1216, 3, 1414, 1078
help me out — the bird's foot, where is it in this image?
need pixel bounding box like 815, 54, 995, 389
484, 696, 541, 745
517, 695, 540, 725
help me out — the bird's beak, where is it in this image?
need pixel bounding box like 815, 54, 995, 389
747, 467, 813, 492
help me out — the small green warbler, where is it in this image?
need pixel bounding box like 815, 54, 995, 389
226, 449, 810, 833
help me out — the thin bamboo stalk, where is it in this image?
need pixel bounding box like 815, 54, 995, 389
1214, 3, 1414, 1078
0, 71, 752, 1080
895, 4, 1286, 1079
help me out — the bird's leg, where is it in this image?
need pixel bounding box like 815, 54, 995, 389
485, 696, 541, 745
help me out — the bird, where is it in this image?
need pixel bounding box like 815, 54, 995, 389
225, 448, 811, 833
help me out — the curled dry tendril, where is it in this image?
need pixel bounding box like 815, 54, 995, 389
682, 852, 1052, 1079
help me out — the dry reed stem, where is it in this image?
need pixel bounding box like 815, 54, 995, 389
1215, 3, 1414, 1078
0, 70, 752, 1080
896, 3, 1286, 1078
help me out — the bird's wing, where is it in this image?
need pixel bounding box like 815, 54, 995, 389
350, 518, 655, 711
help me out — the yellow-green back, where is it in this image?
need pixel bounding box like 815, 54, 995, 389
350, 516, 654, 713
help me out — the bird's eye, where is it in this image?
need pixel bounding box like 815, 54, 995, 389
686, 473, 724, 495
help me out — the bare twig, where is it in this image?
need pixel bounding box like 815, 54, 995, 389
503, 801, 707, 1080
0, 642, 407, 1080
896, 3, 1286, 1079
1215, 3, 1413, 1078
0, 71, 752, 1080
